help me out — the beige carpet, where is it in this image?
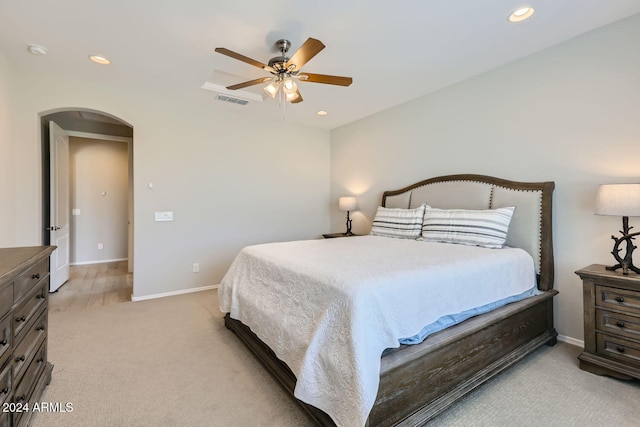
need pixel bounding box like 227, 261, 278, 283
32, 290, 639, 427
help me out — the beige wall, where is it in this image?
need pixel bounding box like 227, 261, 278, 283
69, 137, 129, 264
2, 67, 331, 298
330, 14, 640, 343
0, 52, 16, 246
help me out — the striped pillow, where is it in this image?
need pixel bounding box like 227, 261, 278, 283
370, 204, 426, 239
420, 206, 515, 248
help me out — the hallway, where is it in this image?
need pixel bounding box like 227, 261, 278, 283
49, 261, 132, 313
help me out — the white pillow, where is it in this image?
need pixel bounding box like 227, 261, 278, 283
370, 204, 426, 239
420, 206, 515, 248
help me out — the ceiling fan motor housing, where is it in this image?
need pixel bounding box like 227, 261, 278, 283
269, 39, 292, 71
268, 56, 289, 70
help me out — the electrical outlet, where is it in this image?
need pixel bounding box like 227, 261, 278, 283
192, 263, 199, 273
97, 243, 103, 250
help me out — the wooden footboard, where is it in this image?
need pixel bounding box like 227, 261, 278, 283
224, 289, 558, 426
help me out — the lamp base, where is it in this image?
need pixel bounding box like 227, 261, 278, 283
605, 263, 640, 276
608, 216, 640, 275
344, 211, 353, 236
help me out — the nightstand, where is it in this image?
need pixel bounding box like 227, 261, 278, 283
575, 264, 640, 380
322, 233, 360, 238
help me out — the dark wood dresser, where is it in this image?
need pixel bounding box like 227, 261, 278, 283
0, 246, 55, 427
575, 264, 640, 380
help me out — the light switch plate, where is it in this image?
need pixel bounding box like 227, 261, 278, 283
154, 211, 174, 221
72, 209, 81, 216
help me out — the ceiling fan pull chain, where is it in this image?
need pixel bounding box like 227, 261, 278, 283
281, 89, 286, 120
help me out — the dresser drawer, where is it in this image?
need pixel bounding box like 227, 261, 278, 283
0, 283, 13, 321
13, 308, 47, 387
13, 341, 46, 422
596, 284, 640, 315
13, 279, 47, 341
596, 332, 640, 366
0, 362, 11, 405
0, 314, 11, 370
13, 259, 48, 304
596, 308, 640, 341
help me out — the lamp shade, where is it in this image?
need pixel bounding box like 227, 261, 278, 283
338, 196, 358, 212
595, 184, 640, 217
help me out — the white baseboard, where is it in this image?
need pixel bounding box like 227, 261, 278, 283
70, 258, 127, 266
131, 284, 219, 302
557, 334, 584, 347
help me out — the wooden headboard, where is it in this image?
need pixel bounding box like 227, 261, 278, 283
381, 174, 555, 291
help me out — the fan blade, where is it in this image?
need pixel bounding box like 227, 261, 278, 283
215, 47, 273, 72
285, 38, 325, 71
291, 89, 303, 104
226, 77, 272, 90
298, 73, 352, 86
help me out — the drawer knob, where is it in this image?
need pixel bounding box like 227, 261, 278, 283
16, 395, 26, 403
15, 316, 26, 323
616, 321, 625, 328
0, 388, 7, 395
36, 357, 44, 363
32, 273, 40, 280
0, 339, 6, 346
37, 292, 46, 299
615, 296, 625, 303
36, 325, 46, 331
617, 346, 625, 353
15, 355, 25, 362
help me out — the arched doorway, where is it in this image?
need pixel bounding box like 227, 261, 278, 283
40, 108, 134, 304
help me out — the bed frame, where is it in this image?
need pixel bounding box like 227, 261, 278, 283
224, 174, 557, 426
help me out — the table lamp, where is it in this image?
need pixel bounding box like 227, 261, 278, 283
595, 184, 640, 275
338, 196, 358, 236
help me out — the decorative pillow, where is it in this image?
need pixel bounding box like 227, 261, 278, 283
370, 204, 427, 239
420, 206, 515, 248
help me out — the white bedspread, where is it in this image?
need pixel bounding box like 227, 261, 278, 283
218, 236, 536, 427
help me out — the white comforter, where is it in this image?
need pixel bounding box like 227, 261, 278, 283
218, 236, 536, 427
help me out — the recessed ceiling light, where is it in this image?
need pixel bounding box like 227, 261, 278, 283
89, 55, 111, 65
28, 45, 48, 55
317, 110, 328, 116
508, 6, 535, 23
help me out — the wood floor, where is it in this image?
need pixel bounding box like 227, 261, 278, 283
49, 261, 132, 313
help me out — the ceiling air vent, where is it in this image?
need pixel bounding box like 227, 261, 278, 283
215, 94, 249, 105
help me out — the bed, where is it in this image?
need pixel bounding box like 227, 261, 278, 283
220, 174, 557, 426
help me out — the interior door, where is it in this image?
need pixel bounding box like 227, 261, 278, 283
49, 121, 70, 291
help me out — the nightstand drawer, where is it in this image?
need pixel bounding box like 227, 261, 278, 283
596, 333, 640, 365
596, 308, 640, 341
596, 285, 640, 315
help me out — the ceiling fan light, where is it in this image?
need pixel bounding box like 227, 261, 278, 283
264, 81, 280, 98
282, 78, 297, 95
285, 91, 300, 102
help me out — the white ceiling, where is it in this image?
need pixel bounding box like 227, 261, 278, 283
1, 1, 639, 130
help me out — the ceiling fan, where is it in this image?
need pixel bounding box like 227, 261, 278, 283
214, 38, 352, 104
